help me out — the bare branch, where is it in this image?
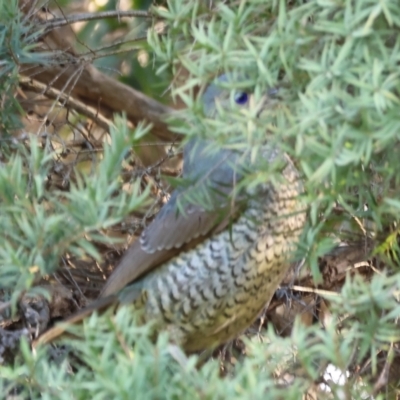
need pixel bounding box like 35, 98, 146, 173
43, 10, 155, 32
28, 63, 176, 141
19, 75, 113, 132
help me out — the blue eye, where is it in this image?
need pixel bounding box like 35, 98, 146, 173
234, 92, 248, 105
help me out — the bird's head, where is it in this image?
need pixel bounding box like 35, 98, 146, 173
201, 74, 278, 117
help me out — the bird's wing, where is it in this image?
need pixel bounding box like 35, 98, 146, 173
140, 141, 247, 253
100, 194, 240, 297
100, 141, 245, 298
140, 188, 232, 253
34, 203, 237, 345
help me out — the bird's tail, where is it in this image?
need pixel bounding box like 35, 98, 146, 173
32, 294, 118, 348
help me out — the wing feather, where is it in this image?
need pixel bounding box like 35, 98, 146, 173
100, 138, 245, 297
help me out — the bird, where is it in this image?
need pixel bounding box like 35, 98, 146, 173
34, 75, 306, 353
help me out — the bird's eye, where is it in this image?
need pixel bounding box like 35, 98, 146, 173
234, 92, 248, 105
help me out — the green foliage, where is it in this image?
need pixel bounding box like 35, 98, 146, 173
0, 308, 316, 399
0, 0, 29, 133
151, 0, 400, 396
150, 0, 400, 269
0, 118, 150, 297
4, 296, 397, 398
1, 0, 400, 398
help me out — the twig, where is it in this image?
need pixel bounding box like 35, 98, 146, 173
19, 76, 113, 132
43, 10, 155, 32
290, 285, 339, 297
372, 344, 394, 395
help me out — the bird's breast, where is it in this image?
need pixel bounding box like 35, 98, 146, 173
130, 166, 306, 352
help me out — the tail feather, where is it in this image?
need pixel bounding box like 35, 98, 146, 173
32, 294, 118, 348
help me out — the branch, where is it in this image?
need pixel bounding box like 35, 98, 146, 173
44, 10, 154, 32
19, 76, 113, 132
26, 62, 176, 140
20, 6, 176, 142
